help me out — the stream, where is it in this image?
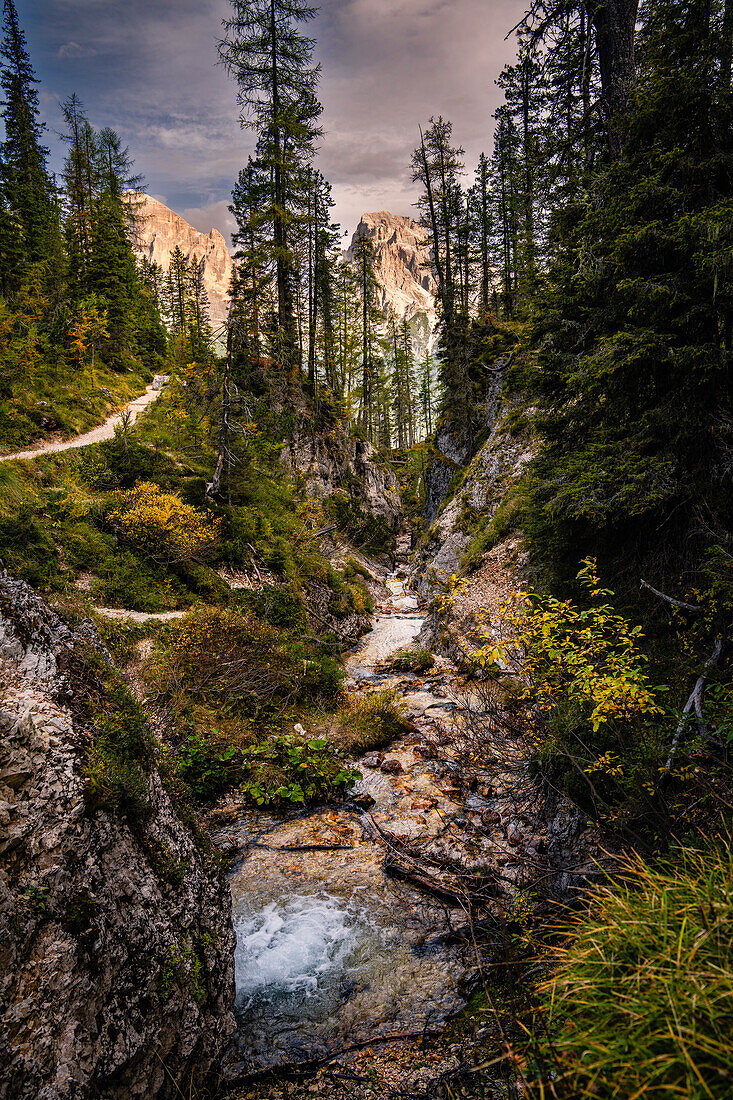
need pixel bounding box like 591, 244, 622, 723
218, 564, 500, 1079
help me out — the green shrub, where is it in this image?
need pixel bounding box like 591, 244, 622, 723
384, 646, 435, 674
324, 491, 395, 555
541, 839, 733, 1099
83, 678, 153, 816
176, 729, 240, 799
0, 502, 60, 588
93, 550, 192, 611
240, 731, 360, 806
331, 688, 411, 754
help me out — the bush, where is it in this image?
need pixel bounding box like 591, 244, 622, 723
0, 502, 60, 588
107, 481, 221, 565
384, 646, 435, 674
540, 839, 733, 1099
324, 491, 395, 555
93, 550, 192, 611
331, 688, 411, 754
241, 731, 360, 807
176, 729, 240, 800
158, 605, 343, 717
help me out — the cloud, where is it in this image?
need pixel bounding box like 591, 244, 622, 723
57, 40, 94, 58
24, 0, 525, 237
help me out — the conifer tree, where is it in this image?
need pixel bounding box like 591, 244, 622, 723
0, 0, 61, 291
220, 0, 322, 371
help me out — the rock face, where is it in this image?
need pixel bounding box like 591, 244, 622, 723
411, 374, 533, 600
347, 212, 437, 351
0, 569, 236, 1099
281, 428, 401, 531
128, 192, 234, 330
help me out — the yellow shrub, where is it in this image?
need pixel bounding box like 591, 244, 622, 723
108, 481, 221, 565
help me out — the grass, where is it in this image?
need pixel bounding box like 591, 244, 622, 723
383, 645, 435, 674
330, 688, 412, 754
538, 836, 733, 1099
0, 358, 152, 453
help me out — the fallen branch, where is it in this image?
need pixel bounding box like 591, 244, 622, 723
663, 637, 724, 776
252, 842, 355, 853
640, 578, 700, 613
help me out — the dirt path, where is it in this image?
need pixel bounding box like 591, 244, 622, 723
94, 607, 186, 623
0, 383, 163, 463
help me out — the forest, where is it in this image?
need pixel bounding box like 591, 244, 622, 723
1, 0, 733, 1097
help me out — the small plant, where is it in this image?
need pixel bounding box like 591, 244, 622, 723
176, 730, 239, 800
331, 688, 412, 754
384, 646, 435, 674
240, 731, 360, 807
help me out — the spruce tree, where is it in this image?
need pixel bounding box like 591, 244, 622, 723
220, 0, 322, 371
0, 0, 61, 290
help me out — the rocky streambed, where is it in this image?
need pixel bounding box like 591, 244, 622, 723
214, 568, 533, 1084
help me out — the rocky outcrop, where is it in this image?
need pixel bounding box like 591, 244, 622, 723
128, 193, 234, 329
0, 570, 235, 1100
347, 212, 437, 352
281, 428, 401, 531
412, 388, 532, 600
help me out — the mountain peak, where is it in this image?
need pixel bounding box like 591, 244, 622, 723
127, 192, 234, 329
348, 211, 436, 348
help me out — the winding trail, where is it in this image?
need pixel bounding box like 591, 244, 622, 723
0, 383, 163, 463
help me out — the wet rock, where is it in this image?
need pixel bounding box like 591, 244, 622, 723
380, 757, 403, 775
413, 743, 437, 759
411, 796, 438, 811
480, 810, 501, 827
361, 753, 383, 769
351, 792, 376, 810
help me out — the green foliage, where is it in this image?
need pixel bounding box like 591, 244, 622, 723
0, 500, 60, 587
331, 688, 411, 754
384, 646, 435, 674
525, 0, 733, 594
541, 838, 733, 1099
324, 490, 395, 555
240, 731, 360, 807
176, 730, 239, 800
81, 672, 154, 816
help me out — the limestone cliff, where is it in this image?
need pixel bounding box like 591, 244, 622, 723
128, 193, 234, 330
347, 212, 437, 351
0, 570, 235, 1099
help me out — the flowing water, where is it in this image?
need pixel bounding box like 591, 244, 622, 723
221, 565, 485, 1078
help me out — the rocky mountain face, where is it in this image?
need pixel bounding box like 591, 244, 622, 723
129, 193, 234, 330
347, 212, 437, 351
0, 569, 235, 1099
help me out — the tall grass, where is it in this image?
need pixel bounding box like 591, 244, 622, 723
541, 836, 733, 1098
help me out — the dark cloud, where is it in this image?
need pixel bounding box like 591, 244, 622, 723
17, 0, 525, 241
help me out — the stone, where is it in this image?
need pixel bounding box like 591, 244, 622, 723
0, 568, 236, 1098
380, 757, 404, 775
362, 753, 383, 769
351, 792, 376, 810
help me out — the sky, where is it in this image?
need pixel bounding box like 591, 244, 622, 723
18, 0, 526, 248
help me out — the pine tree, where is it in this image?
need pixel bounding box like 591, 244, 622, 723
526, 0, 733, 588
220, 0, 322, 371
0, 0, 61, 291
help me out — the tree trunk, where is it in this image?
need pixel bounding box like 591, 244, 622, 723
587, 0, 639, 156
